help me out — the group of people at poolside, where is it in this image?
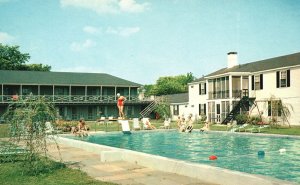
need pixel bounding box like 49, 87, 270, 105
177, 114, 194, 133
71, 119, 89, 137
177, 114, 209, 132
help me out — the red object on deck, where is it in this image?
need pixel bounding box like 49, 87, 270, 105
209, 155, 217, 160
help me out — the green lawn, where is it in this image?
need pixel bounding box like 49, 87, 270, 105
0, 161, 116, 185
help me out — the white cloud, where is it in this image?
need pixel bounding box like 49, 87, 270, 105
119, 0, 149, 13
60, 0, 148, 14
106, 26, 140, 37
70, 39, 96, 51
0, 32, 15, 44
83, 26, 101, 34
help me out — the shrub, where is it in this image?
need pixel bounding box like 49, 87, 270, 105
235, 114, 248, 125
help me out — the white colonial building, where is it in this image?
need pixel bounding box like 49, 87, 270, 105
171, 52, 300, 125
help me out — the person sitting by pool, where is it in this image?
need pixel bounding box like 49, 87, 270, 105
179, 117, 186, 132
144, 118, 156, 130
186, 115, 194, 133
176, 116, 181, 129
200, 122, 210, 132
71, 119, 89, 137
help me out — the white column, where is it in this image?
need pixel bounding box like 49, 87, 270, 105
229, 75, 232, 98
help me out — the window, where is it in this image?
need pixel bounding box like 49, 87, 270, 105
252, 74, 263, 90
199, 104, 206, 115
173, 105, 179, 115
268, 101, 282, 117
276, 70, 290, 88
199, 83, 206, 95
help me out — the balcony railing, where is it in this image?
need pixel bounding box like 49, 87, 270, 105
208, 90, 229, 99
0, 95, 141, 104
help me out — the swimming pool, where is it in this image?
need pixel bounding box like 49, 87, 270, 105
67, 131, 300, 184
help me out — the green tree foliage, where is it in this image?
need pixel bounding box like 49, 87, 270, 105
1, 96, 61, 175
145, 72, 195, 96
0, 44, 51, 71
154, 97, 171, 119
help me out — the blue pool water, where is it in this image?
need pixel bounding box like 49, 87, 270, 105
67, 131, 300, 183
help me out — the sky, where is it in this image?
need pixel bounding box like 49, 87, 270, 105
1, 0, 300, 85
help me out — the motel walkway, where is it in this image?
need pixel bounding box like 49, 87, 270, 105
48, 143, 218, 185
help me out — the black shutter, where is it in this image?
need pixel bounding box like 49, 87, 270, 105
287, 70, 290, 87
199, 104, 201, 115
204, 83, 206, 94
260, 74, 263, 90
199, 84, 201, 95
276, 71, 280, 88
204, 104, 206, 115
251, 75, 254, 90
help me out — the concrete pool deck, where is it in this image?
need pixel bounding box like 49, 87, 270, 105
49, 134, 298, 185
48, 142, 216, 185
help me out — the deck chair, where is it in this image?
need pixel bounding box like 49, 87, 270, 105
120, 120, 131, 134
132, 118, 141, 130
238, 123, 249, 132
45, 121, 55, 134
107, 116, 114, 125
160, 118, 171, 129
245, 125, 260, 133
98, 117, 106, 124
258, 125, 270, 132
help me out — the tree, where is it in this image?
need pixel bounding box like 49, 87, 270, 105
0, 44, 30, 70
267, 95, 293, 128
0, 44, 51, 71
1, 95, 62, 175
144, 73, 196, 96
154, 97, 171, 119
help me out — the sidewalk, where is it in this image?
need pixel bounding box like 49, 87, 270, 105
48, 143, 218, 185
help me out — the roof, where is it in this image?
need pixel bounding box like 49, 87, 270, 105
0, 70, 141, 86
206, 52, 300, 77
190, 77, 205, 83
163, 93, 189, 104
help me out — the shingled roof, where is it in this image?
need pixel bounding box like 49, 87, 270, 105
206, 52, 300, 77
163, 93, 189, 104
0, 70, 141, 86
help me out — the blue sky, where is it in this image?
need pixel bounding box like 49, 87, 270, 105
1, 0, 300, 84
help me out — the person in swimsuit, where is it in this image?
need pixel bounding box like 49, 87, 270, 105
117, 93, 125, 119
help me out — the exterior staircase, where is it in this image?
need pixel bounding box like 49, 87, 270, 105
221, 96, 256, 125
139, 100, 158, 118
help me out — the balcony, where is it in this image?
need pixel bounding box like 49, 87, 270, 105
208, 90, 229, 100
0, 95, 143, 104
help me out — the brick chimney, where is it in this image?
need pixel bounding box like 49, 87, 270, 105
227, 52, 238, 68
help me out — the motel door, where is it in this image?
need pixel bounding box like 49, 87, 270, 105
216, 104, 221, 123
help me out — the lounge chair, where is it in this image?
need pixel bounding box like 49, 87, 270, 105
246, 124, 270, 133
238, 124, 249, 132
258, 125, 270, 132
107, 116, 114, 125
45, 121, 55, 134
132, 118, 141, 130
120, 120, 131, 134
160, 118, 171, 129
98, 117, 106, 124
